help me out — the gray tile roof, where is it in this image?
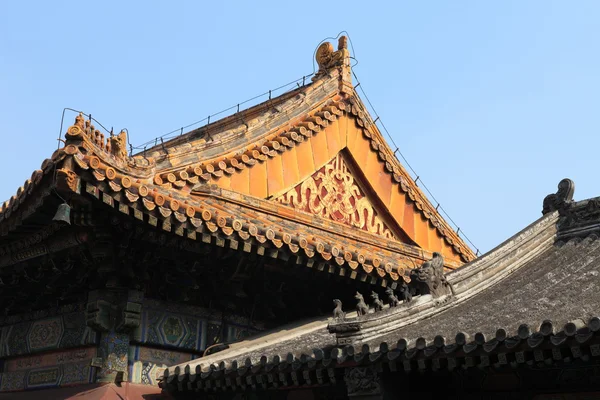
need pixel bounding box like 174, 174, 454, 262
162, 191, 600, 394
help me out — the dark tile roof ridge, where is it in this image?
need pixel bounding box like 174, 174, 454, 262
556, 196, 600, 239
327, 212, 561, 346
448, 211, 559, 287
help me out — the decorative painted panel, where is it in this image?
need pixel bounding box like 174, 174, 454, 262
134, 299, 262, 352
143, 309, 200, 351
28, 318, 63, 351
3, 347, 96, 372
275, 153, 396, 240
129, 346, 194, 385
27, 367, 60, 388
205, 322, 221, 348
0, 347, 95, 391
96, 332, 129, 381
0, 371, 27, 391
0, 312, 94, 357
61, 361, 93, 385
224, 324, 254, 343
0, 303, 85, 327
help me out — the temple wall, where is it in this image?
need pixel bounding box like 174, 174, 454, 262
0, 310, 95, 358
0, 303, 97, 391
129, 346, 194, 385
0, 347, 96, 391
132, 298, 263, 351
0, 298, 264, 392
128, 298, 263, 385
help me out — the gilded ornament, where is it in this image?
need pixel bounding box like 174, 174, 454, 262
276, 154, 395, 239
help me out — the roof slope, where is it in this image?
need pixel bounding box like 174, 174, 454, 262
161, 182, 600, 390
137, 37, 474, 263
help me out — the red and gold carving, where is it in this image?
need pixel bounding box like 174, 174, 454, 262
275, 154, 395, 239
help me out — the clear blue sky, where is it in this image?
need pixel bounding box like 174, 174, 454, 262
1, 1, 598, 254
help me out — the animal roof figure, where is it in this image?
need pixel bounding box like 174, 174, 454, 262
409, 252, 453, 297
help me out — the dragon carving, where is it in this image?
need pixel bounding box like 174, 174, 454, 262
409, 252, 453, 298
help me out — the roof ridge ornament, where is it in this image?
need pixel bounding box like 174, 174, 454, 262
542, 178, 575, 215
312, 36, 352, 92
66, 113, 128, 159
109, 130, 128, 160
408, 252, 454, 298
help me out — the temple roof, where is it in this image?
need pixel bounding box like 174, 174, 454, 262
160, 180, 600, 393
0, 37, 475, 286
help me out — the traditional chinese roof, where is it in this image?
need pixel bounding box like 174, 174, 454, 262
160, 180, 600, 394
0, 36, 475, 287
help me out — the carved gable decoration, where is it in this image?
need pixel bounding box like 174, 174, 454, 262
275, 154, 396, 240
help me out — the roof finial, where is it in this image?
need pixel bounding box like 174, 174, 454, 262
313, 35, 352, 90
542, 178, 575, 215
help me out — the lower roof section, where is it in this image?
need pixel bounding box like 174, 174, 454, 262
161, 193, 600, 392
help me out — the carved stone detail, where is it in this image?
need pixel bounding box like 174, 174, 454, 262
344, 366, 382, 398
355, 292, 369, 316
557, 197, 600, 234
385, 287, 399, 307
409, 252, 453, 298
370, 291, 384, 312
276, 153, 395, 239
398, 281, 413, 303
333, 299, 345, 321
543, 178, 575, 215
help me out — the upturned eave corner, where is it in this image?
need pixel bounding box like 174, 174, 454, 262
43, 112, 159, 202
64, 113, 156, 176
